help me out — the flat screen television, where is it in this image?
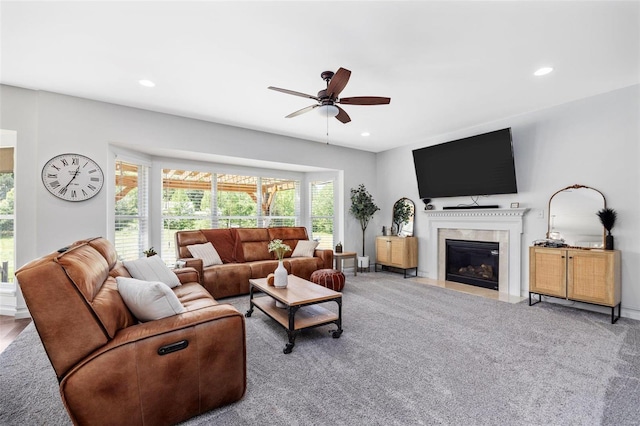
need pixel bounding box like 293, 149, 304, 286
412, 128, 518, 199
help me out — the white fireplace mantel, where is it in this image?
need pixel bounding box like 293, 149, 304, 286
423, 208, 528, 297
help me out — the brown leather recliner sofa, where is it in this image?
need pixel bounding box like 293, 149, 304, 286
15, 237, 246, 426
175, 226, 334, 299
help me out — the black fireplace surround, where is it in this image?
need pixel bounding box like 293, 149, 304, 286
445, 239, 499, 290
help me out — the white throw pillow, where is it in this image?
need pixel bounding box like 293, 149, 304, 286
291, 240, 319, 258
116, 277, 186, 322
123, 255, 181, 288
187, 242, 223, 267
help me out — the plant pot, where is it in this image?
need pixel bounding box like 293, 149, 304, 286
274, 260, 288, 288
605, 234, 614, 250
358, 256, 370, 272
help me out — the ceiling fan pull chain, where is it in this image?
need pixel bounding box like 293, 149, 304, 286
326, 111, 330, 145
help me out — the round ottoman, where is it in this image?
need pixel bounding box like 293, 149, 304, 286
310, 269, 346, 292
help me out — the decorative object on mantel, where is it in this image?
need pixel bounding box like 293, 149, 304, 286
349, 184, 380, 271
268, 239, 291, 288
596, 208, 617, 250
143, 247, 157, 257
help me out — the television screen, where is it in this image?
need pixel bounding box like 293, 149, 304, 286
412, 128, 517, 199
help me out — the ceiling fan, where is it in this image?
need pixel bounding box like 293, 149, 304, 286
268, 67, 390, 124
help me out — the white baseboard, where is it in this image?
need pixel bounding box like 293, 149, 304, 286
0, 287, 17, 316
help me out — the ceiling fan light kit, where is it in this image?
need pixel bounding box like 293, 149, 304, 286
269, 67, 390, 124
317, 104, 339, 117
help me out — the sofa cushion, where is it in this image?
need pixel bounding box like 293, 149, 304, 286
175, 230, 208, 259
291, 240, 319, 257
200, 228, 243, 263
268, 227, 310, 258
187, 242, 223, 267
124, 255, 181, 288
56, 243, 135, 339
116, 277, 186, 322
201, 263, 252, 299
236, 228, 271, 262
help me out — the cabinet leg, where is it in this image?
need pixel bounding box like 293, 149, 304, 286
529, 292, 542, 306
611, 303, 621, 324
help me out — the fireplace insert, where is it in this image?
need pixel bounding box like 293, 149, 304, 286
445, 239, 499, 290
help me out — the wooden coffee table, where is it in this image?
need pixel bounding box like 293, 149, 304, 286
245, 275, 343, 354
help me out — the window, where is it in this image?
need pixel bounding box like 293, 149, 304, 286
160, 169, 301, 264
161, 169, 213, 265
0, 146, 15, 284
310, 179, 334, 250
114, 160, 149, 261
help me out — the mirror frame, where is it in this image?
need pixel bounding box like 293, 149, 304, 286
393, 197, 415, 237
546, 184, 607, 247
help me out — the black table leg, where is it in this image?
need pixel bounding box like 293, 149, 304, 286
332, 297, 343, 338
284, 305, 300, 354
245, 284, 255, 317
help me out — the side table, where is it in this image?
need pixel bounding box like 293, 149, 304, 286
334, 251, 357, 276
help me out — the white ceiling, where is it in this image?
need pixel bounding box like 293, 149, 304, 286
1, 1, 638, 153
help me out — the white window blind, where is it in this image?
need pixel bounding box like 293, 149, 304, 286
161, 169, 213, 265
310, 179, 334, 250
0, 146, 15, 284
114, 160, 149, 261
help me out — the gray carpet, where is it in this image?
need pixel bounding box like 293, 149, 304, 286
1, 272, 639, 425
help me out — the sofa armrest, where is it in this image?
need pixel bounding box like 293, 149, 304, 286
177, 258, 204, 284
314, 249, 334, 269
60, 304, 246, 426
174, 266, 199, 284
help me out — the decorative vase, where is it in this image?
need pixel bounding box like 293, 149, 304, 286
605, 233, 614, 250
274, 260, 288, 288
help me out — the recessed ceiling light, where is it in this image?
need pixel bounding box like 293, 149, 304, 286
361, 132, 370, 137
534, 67, 553, 77
138, 79, 156, 87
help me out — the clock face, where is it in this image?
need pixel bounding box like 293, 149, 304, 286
41, 153, 104, 202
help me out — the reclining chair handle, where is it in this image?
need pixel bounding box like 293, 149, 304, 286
157, 340, 189, 356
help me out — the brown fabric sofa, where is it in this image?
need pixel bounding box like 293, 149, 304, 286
175, 227, 334, 299
15, 237, 246, 426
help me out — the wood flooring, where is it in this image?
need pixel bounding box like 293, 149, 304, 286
0, 315, 31, 354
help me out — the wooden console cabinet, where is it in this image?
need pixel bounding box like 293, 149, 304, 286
529, 246, 621, 323
375, 236, 418, 278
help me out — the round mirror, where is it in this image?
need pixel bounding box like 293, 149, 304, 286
393, 198, 415, 237
547, 184, 606, 248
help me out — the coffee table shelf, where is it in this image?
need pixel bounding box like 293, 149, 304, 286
252, 297, 338, 331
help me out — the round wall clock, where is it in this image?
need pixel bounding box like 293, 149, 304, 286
41, 153, 104, 202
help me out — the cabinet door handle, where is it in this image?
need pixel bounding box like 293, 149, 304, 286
561, 255, 565, 258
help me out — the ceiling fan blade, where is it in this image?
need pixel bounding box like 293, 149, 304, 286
327, 67, 351, 98
335, 106, 351, 124
268, 86, 319, 101
339, 96, 391, 105
285, 104, 318, 118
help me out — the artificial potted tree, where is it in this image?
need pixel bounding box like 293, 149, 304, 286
349, 184, 380, 271
596, 208, 617, 250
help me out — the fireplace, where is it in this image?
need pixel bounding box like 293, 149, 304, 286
425, 208, 527, 297
445, 239, 499, 290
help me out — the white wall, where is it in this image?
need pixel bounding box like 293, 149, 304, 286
0, 85, 378, 271
376, 84, 640, 319
3, 83, 639, 319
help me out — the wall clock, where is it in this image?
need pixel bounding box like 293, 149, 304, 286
41, 153, 104, 202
